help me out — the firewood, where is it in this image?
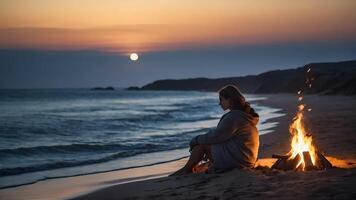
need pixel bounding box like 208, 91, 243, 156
272, 154, 301, 170
303, 151, 317, 170
290, 154, 302, 171
271, 148, 332, 171
272, 154, 289, 159
316, 151, 333, 169
271, 158, 283, 169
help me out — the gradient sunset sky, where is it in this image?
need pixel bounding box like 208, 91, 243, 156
1, 0, 356, 88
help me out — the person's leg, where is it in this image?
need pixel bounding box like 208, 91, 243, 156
170, 144, 211, 176
204, 146, 214, 163
184, 144, 211, 170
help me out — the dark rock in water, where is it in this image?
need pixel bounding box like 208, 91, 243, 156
126, 86, 141, 90
139, 60, 356, 95
91, 87, 115, 91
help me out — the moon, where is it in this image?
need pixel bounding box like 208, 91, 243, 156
130, 53, 139, 61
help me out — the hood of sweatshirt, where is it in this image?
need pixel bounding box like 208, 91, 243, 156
228, 109, 259, 126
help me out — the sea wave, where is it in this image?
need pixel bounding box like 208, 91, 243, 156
0, 89, 282, 188
0, 142, 190, 176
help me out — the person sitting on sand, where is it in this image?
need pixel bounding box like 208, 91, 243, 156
171, 84, 259, 175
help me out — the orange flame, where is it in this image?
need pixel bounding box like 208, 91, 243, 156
286, 67, 318, 170
287, 104, 317, 170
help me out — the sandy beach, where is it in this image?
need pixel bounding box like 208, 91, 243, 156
1, 94, 355, 200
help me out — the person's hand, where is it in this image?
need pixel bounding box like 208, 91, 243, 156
189, 136, 199, 152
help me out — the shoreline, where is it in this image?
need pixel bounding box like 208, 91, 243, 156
0, 157, 191, 200
0, 155, 190, 190
0, 94, 280, 189
1, 94, 355, 199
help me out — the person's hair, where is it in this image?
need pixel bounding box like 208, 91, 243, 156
218, 84, 259, 117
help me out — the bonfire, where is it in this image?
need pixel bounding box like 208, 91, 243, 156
272, 67, 332, 171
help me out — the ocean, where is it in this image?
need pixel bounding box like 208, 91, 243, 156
0, 89, 284, 188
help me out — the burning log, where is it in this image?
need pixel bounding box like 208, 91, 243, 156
303, 151, 315, 170
272, 154, 289, 159
271, 151, 332, 171
272, 154, 301, 170
315, 151, 333, 169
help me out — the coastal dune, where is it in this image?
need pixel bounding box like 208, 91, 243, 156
0, 94, 355, 200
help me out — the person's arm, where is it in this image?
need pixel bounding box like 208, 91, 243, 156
194, 112, 241, 145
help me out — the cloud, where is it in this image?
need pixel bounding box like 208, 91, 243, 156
1, 19, 356, 53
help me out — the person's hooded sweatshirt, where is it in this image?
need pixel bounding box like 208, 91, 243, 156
195, 109, 259, 171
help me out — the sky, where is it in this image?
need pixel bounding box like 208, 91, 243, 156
1, 0, 356, 88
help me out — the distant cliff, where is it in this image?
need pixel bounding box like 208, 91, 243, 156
128, 60, 356, 95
